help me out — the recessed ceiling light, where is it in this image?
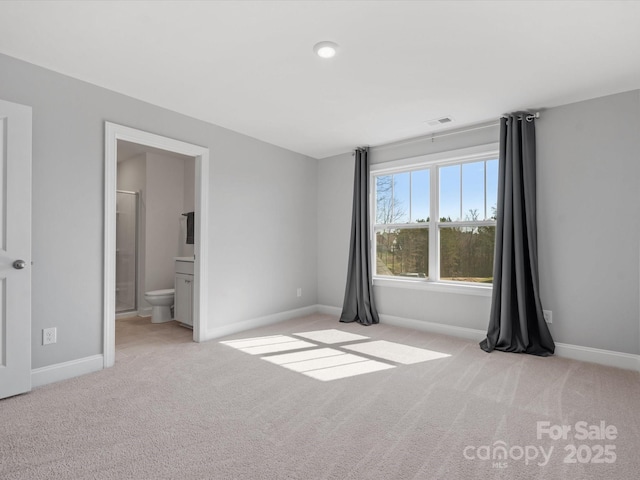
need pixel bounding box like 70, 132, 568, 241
313, 41, 339, 59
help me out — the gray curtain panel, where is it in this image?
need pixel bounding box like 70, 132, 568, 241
480, 113, 555, 356
340, 147, 379, 326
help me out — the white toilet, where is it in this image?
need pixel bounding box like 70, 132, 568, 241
144, 289, 175, 323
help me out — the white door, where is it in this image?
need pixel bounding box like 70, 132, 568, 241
0, 99, 32, 399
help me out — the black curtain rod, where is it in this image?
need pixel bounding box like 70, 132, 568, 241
501, 112, 540, 121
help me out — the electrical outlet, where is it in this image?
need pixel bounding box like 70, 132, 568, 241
296, 287, 302, 298
543, 310, 552, 324
43, 327, 57, 345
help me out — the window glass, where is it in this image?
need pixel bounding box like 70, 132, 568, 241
462, 161, 485, 221
486, 159, 499, 220
439, 226, 495, 283
376, 228, 429, 278
410, 169, 430, 223
393, 172, 410, 224
376, 175, 393, 224
439, 164, 460, 221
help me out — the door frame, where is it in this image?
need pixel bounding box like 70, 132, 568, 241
104, 122, 210, 368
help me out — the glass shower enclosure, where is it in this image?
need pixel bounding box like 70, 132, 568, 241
116, 191, 138, 314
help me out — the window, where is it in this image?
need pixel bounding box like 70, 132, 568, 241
372, 145, 498, 287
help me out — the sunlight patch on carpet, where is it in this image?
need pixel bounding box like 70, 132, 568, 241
220, 335, 316, 355
303, 360, 395, 381
261, 345, 395, 380
344, 340, 451, 364
264, 351, 367, 372
282, 353, 368, 372
262, 347, 345, 365
293, 329, 369, 344
220, 335, 297, 349
220, 330, 449, 381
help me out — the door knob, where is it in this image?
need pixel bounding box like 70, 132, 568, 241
13, 260, 26, 270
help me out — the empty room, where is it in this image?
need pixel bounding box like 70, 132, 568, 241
1, 1, 639, 479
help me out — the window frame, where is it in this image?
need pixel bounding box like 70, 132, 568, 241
370, 143, 499, 296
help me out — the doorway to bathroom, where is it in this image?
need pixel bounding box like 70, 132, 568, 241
115, 141, 196, 323
104, 123, 210, 369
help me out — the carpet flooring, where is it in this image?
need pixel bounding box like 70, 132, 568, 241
1, 314, 639, 479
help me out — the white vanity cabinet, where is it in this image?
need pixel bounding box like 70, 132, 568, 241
174, 258, 194, 327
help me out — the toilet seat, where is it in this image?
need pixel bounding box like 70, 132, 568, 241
145, 288, 175, 297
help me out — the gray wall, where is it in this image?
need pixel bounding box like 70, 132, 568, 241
318, 90, 640, 355
183, 157, 196, 258
2, 50, 637, 371
537, 91, 640, 355
144, 151, 186, 294
209, 138, 318, 328
317, 152, 353, 309
0, 53, 318, 369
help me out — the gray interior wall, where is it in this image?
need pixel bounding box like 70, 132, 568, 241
182, 158, 196, 258
144, 152, 185, 294
209, 138, 318, 328
317, 91, 640, 355
117, 154, 147, 193
317, 152, 353, 308
537, 90, 640, 354
0, 53, 318, 369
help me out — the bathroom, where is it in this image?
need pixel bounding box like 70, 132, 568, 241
115, 140, 195, 332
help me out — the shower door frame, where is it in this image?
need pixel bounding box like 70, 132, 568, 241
104, 122, 210, 368
115, 190, 139, 315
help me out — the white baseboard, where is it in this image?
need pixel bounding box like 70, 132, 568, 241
31, 354, 104, 388
554, 342, 640, 371
317, 304, 342, 316
380, 313, 487, 342
116, 309, 150, 319
315, 305, 487, 341
203, 305, 319, 341
316, 305, 640, 372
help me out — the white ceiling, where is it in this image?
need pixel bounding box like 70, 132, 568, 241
1, 1, 639, 159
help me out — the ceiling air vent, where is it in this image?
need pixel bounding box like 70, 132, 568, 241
426, 117, 454, 127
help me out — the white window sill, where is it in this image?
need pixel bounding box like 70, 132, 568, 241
373, 277, 493, 297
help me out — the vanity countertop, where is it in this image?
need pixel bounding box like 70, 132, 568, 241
174, 256, 195, 262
